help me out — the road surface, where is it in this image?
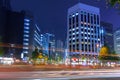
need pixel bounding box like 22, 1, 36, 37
0, 69, 120, 80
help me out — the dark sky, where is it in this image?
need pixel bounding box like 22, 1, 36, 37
11, 0, 120, 42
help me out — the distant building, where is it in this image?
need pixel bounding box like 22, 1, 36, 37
56, 40, 64, 60
40, 33, 55, 59
101, 21, 114, 52
33, 24, 41, 50
114, 28, 120, 54
67, 3, 102, 64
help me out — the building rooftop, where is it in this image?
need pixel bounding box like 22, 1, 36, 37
68, 3, 100, 14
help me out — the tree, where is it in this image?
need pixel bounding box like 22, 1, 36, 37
99, 46, 120, 63
31, 47, 39, 59
0, 36, 4, 56
99, 46, 109, 56
108, 0, 120, 6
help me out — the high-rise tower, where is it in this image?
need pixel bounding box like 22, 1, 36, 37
67, 3, 102, 64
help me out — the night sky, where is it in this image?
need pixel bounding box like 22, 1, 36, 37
11, 0, 120, 42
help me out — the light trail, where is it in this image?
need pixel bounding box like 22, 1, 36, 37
0, 69, 120, 79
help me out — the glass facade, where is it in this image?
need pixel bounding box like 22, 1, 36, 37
23, 18, 30, 55
67, 3, 102, 57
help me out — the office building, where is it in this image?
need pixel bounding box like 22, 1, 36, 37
67, 3, 102, 64
33, 24, 41, 49
2, 10, 34, 59
114, 28, 120, 54
56, 40, 64, 61
0, 0, 11, 41
101, 21, 114, 53
40, 33, 55, 59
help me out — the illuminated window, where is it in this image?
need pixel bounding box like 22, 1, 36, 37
24, 19, 30, 22
24, 27, 29, 30
23, 43, 29, 45
23, 47, 29, 49
76, 12, 79, 15
24, 35, 29, 37
23, 51, 28, 53
24, 30, 29, 33
72, 14, 75, 17
72, 38, 75, 40
72, 33, 75, 35
24, 39, 29, 41
24, 23, 30, 26
72, 28, 75, 31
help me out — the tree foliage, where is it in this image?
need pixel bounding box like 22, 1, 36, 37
99, 46, 109, 56
99, 46, 120, 61
108, 0, 120, 6
31, 47, 39, 59
0, 36, 4, 56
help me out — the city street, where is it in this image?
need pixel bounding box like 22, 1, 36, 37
0, 69, 120, 79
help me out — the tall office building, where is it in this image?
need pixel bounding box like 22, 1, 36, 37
67, 3, 102, 63
0, 0, 11, 42
33, 24, 41, 49
22, 11, 34, 59
101, 21, 114, 52
3, 10, 34, 59
56, 40, 64, 60
41, 33, 55, 59
114, 28, 120, 54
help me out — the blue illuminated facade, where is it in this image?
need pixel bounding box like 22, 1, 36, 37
101, 21, 114, 53
40, 33, 55, 59
33, 24, 41, 49
22, 18, 30, 55
67, 3, 102, 63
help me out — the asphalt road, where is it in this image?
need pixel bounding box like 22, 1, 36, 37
0, 69, 120, 80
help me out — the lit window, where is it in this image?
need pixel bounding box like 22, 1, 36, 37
24, 30, 29, 33
91, 28, 94, 30
72, 38, 75, 40
117, 45, 120, 47
76, 27, 79, 29
117, 37, 120, 40
24, 19, 30, 22
24, 39, 29, 41
24, 35, 29, 37
23, 47, 29, 49
24, 51, 28, 53
98, 39, 100, 41
72, 28, 75, 31
23, 43, 29, 45
101, 29, 104, 33
24, 23, 30, 26
72, 14, 75, 17
72, 33, 75, 35
24, 27, 29, 30
88, 33, 90, 35
76, 32, 79, 34
85, 37, 87, 39
76, 13, 79, 15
